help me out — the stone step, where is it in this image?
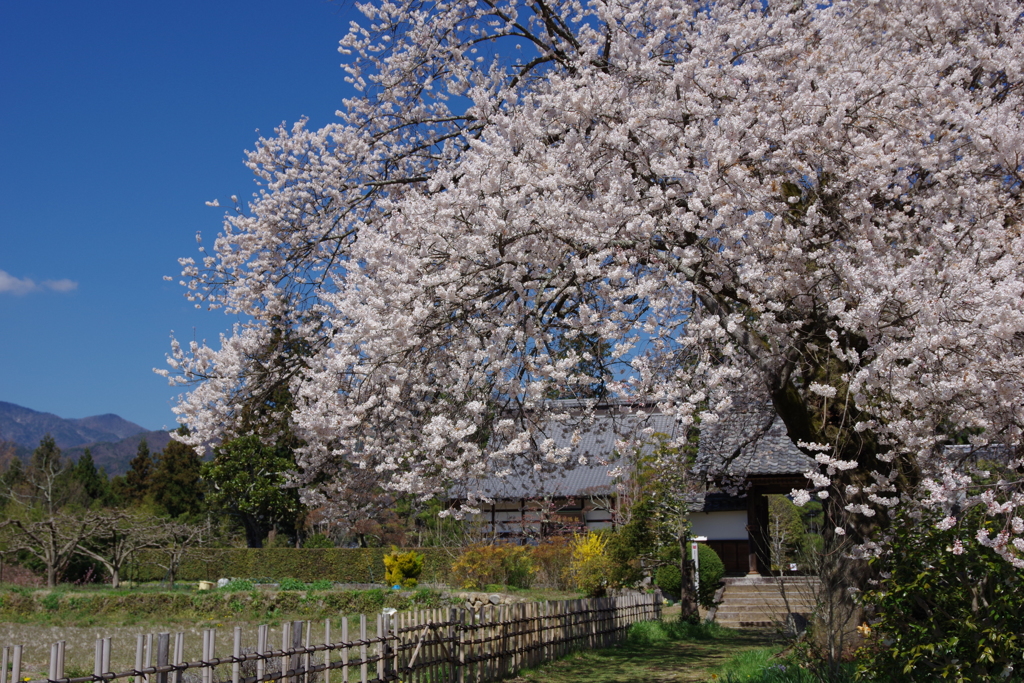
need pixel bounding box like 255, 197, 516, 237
719, 593, 815, 603
715, 610, 810, 620
716, 620, 776, 629
711, 577, 819, 631
724, 585, 819, 589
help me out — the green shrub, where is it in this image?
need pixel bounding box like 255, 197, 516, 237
858, 504, 1024, 682
653, 544, 724, 609
697, 544, 725, 609
221, 579, 254, 591
654, 564, 682, 596
500, 545, 537, 589
383, 547, 424, 589
41, 592, 61, 611
302, 533, 334, 549
308, 579, 334, 591
531, 536, 572, 589
451, 545, 507, 589
449, 544, 538, 590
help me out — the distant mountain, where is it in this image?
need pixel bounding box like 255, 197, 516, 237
0, 401, 174, 475
0, 401, 150, 450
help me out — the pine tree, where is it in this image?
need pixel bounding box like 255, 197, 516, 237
71, 448, 110, 506
122, 439, 153, 505
150, 428, 204, 518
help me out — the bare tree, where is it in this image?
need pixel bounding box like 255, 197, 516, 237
0, 435, 109, 587
0, 511, 110, 587
149, 518, 211, 588
75, 511, 167, 588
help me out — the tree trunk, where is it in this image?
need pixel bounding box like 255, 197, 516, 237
678, 534, 698, 620
241, 514, 265, 548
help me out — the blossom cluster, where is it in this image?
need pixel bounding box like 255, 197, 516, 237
163, 0, 1024, 560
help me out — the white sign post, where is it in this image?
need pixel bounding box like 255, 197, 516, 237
691, 536, 707, 593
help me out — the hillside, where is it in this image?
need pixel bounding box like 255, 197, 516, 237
0, 401, 173, 475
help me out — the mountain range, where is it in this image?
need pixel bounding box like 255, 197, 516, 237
0, 401, 173, 475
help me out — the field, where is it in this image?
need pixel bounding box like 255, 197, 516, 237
0, 583, 452, 678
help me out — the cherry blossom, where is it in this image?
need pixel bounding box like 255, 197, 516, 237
163, 0, 1024, 560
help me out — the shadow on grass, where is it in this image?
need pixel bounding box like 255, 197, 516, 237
510, 627, 776, 683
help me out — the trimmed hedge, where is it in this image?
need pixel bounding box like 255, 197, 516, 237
129, 548, 455, 584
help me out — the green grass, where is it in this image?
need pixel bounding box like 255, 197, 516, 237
508, 619, 776, 683
0, 585, 452, 627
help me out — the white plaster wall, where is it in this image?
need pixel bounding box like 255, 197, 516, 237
688, 510, 748, 540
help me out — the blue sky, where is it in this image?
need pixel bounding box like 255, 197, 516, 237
0, 0, 362, 430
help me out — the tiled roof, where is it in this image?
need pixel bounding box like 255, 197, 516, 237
453, 409, 680, 500
696, 402, 816, 479
451, 401, 815, 502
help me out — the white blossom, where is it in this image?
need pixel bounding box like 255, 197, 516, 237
163, 0, 1024, 557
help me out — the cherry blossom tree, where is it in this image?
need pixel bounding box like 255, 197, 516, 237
164, 0, 1024, 566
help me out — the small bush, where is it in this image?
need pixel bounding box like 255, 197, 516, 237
531, 537, 572, 589
302, 533, 334, 549
654, 543, 724, 608
278, 578, 307, 591
566, 533, 614, 597
383, 547, 424, 589
449, 544, 537, 590
41, 592, 61, 611
697, 544, 725, 609
308, 579, 334, 591
654, 564, 682, 596
222, 579, 254, 591
500, 545, 537, 589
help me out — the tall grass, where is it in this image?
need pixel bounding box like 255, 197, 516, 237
712, 647, 857, 683
626, 617, 726, 646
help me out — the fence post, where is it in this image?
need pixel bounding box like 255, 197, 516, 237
232, 627, 242, 683
103, 637, 112, 678
146, 634, 154, 683
292, 621, 304, 683
1, 645, 9, 683
12, 645, 22, 683
134, 636, 144, 683
49, 642, 58, 682
93, 639, 102, 679
302, 621, 311, 683
174, 633, 184, 683
341, 616, 349, 683
323, 619, 331, 683
457, 608, 465, 683
280, 621, 291, 683
359, 614, 367, 683
257, 625, 268, 683
157, 633, 169, 683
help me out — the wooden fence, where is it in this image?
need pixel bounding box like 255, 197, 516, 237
2, 592, 660, 683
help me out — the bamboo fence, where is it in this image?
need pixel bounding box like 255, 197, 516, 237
2, 592, 660, 683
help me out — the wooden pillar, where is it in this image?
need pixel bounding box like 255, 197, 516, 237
745, 490, 770, 575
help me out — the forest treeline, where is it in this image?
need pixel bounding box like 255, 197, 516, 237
0, 430, 461, 587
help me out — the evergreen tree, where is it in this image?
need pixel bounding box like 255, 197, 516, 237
122, 439, 153, 505
203, 435, 301, 548
70, 448, 111, 507
150, 428, 204, 518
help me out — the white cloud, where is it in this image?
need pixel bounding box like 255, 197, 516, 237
0, 270, 37, 294
0, 270, 78, 295
43, 279, 78, 292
